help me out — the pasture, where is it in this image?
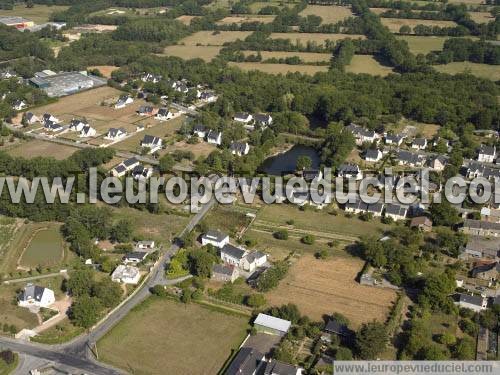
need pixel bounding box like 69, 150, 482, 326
242, 50, 332, 62
434, 62, 500, 81
0, 4, 69, 24
270, 32, 365, 46
7, 139, 77, 160
162, 45, 222, 61
266, 255, 397, 327
98, 298, 249, 375
216, 15, 276, 25
299, 5, 354, 24
380, 18, 458, 33
178, 31, 253, 46
345, 55, 395, 76
19, 224, 65, 269
228, 62, 329, 75
396, 35, 449, 54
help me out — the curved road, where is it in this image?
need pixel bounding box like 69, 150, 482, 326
0, 200, 215, 375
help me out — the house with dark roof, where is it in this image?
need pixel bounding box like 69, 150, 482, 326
80, 125, 96, 138
221, 244, 247, 266
253, 113, 272, 129
324, 319, 350, 337
345, 200, 384, 217
364, 149, 382, 162
207, 130, 222, 146
302, 170, 322, 182
193, 124, 207, 138
110, 157, 139, 177
199, 91, 217, 103
44, 121, 64, 132
384, 133, 405, 146
123, 251, 149, 264
42, 113, 59, 124
230, 141, 250, 156
69, 119, 88, 132
411, 138, 427, 150
201, 230, 229, 248
384, 203, 408, 221
462, 236, 500, 260
337, 164, 363, 180
105, 127, 127, 141
155, 107, 174, 121
211, 263, 239, 283
137, 105, 156, 116
141, 135, 162, 153
461, 219, 500, 237
396, 150, 426, 167
471, 262, 499, 282
264, 360, 302, 375
346, 123, 379, 146
224, 347, 265, 375
241, 251, 267, 273
23, 112, 39, 125
18, 284, 55, 308
429, 155, 448, 171
13, 99, 27, 111
131, 164, 153, 180
465, 161, 500, 180
141, 73, 162, 83
234, 112, 253, 124
114, 95, 133, 109
478, 144, 496, 163
410, 216, 432, 232
454, 293, 487, 312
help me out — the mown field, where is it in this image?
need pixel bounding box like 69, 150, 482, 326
434, 62, 500, 81
98, 298, 249, 375
270, 32, 365, 46
162, 45, 222, 61
242, 50, 332, 62
345, 55, 395, 76
396, 35, 449, 54
0, 4, 69, 24
299, 4, 354, 24
7, 139, 78, 160
380, 18, 458, 33
178, 31, 253, 46
228, 62, 329, 75
266, 254, 397, 327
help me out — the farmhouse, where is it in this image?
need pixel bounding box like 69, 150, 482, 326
254, 313, 291, 336
131, 164, 153, 181
18, 284, 55, 308
211, 263, 239, 283
111, 265, 141, 284
23, 112, 39, 125
29, 70, 106, 97
0, 16, 34, 29
13, 99, 27, 111
141, 135, 162, 153
155, 108, 174, 121
384, 203, 408, 221
225, 347, 265, 375
193, 124, 207, 138
80, 125, 97, 138
207, 130, 222, 146
201, 230, 229, 248
241, 251, 267, 273
105, 127, 127, 141
230, 141, 250, 156
364, 149, 382, 162
478, 145, 496, 163
461, 219, 500, 237
234, 112, 253, 124
123, 251, 149, 264
137, 105, 157, 116
114, 95, 134, 109
411, 138, 427, 150
454, 293, 487, 312
111, 157, 140, 177
220, 244, 267, 273
337, 164, 363, 180
69, 119, 88, 132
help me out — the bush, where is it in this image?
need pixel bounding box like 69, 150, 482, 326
246, 293, 266, 308
301, 235, 315, 245
0, 350, 15, 364
273, 230, 289, 240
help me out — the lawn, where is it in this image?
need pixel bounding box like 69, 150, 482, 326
18, 224, 65, 269
228, 62, 329, 75
216, 15, 276, 25
242, 50, 332, 62
178, 31, 253, 46
98, 298, 249, 375
7, 139, 78, 160
270, 32, 365, 46
299, 5, 354, 24
0, 4, 69, 24
380, 18, 458, 33
266, 254, 397, 328
345, 55, 395, 76
162, 45, 222, 61
434, 62, 500, 81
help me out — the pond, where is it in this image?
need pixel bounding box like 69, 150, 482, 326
260, 144, 321, 175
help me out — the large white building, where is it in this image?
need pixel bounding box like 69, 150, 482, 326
111, 265, 141, 284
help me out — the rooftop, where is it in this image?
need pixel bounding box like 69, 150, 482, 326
254, 313, 291, 333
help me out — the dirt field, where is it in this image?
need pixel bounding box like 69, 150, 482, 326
345, 55, 395, 76
88, 65, 119, 78
229, 62, 329, 75
0, 4, 69, 24
242, 50, 332, 62
270, 32, 365, 46
98, 298, 249, 375
216, 15, 276, 25
468, 11, 494, 23
266, 255, 397, 327
162, 45, 222, 61
178, 31, 253, 46
380, 18, 458, 33
175, 15, 199, 25
435, 62, 500, 81
7, 139, 78, 160
299, 5, 354, 24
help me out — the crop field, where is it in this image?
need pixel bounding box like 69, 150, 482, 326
228, 62, 329, 75
178, 31, 253, 46
19, 224, 65, 269
7, 139, 78, 160
434, 62, 500, 81
345, 55, 395, 76
162, 45, 222, 61
242, 50, 332, 62
0, 4, 69, 24
266, 255, 397, 327
468, 11, 494, 23
380, 18, 458, 33
270, 32, 365, 46
98, 298, 249, 375
299, 5, 354, 24
216, 15, 276, 25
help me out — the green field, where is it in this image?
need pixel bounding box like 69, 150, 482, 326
0, 353, 18, 374
19, 225, 64, 268
98, 298, 249, 375
0, 4, 69, 24
346, 55, 395, 76
396, 35, 448, 54
249, 1, 298, 13
435, 62, 500, 81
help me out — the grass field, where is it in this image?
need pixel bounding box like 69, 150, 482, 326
380, 18, 458, 33
7, 139, 78, 160
270, 32, 365, 46
216, 15, 276, 25
229, 62, 329, 75
202, 205, 252, 237
249, 0, 297, 13
396, 35, 448, 54
266, 254, 397, 327
435, 62, 500, 81
178, 31, 253, 46
98, 298, 249, 375
19, 225, 64, 269
346, 55, 395, 76
242, 50, 332, 62
162, 45, 222, 61
0, 4, 69, 24
299, 5, 354, 24
468, 11, 494, 23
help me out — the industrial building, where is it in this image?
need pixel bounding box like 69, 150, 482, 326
0, 16, 34, 29
29, 70, 106, 97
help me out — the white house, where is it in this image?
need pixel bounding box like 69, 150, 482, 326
337, 164, 363, 180
141, 135, 162, 153
13, 99, 27, 111
193, 124, 207, 138
141, 73, 162, 83
110, 157, 139, 177
254, 113, 272, 128
136, 105, 156, 116
199, 91, 217, 103
172, 80, 188, 93
455, 293, 487, 312
411, 138, 428, 150
384, 203, 408, 221
44, 121, 63, 132
429, 155, 447, 171
478, 145, 496, 163
123, 251, 149, 264
18, 285, 55, 308
230, 141, 250, 156
69, 119, 88, 132
220, 244, 267, 273
79, 125, 96, 138
364, 149, 382, 162
114, 95, 133, 109
384, 133, 405, 146
207, 130, 222, 146
155, 108, 174, 121
105, 127, 127, 141
23, 112, 39, 125
241, 251, 267, 273
201, 230, 229, 248
221, 244, 247, 267
136, 240, 155, 250
346, 124, 379, 146
42, 113, 60, 124
111, 265, 141, 284
234, 112, 253, 124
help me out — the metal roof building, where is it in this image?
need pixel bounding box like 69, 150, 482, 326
254, 313, 291, 336
29, 71, 106, 97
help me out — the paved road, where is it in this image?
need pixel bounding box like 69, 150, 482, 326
0, 199, 215, 374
